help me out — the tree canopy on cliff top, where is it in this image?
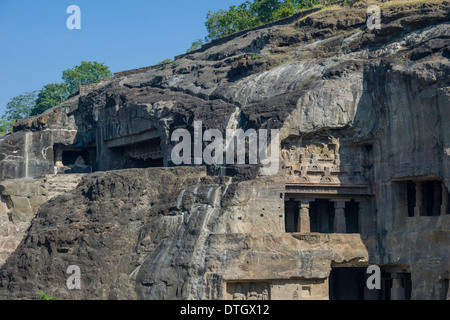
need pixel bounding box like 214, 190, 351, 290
0, 61, 112, 135
204, 0, 352, 41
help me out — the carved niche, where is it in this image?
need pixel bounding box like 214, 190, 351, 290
227, 282, 270, 300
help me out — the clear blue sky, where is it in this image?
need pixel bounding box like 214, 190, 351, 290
0, 0, 244, 116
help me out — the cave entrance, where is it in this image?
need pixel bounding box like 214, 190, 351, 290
122, 138, 164, 169
54, 144, 97, 173
329, 267, 366, 300
62, 150, 89, 166
329, 267, 411, 300
396, 179, 449, 217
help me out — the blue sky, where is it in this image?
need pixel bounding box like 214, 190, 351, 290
0, 0, 244, 116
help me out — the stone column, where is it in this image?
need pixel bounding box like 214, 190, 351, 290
354, 199, 367, 234
333, 200, 346, 233
297, 200, 311, 233
442, 183, 449, 216
391, 273, 405, 300
414, 181, 424, 217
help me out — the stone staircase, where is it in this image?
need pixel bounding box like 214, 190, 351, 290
43, 174, 86, 200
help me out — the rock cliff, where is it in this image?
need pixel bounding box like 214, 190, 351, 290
0, 1, 449, 300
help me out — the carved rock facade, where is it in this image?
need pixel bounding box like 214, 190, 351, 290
0, 2, 449, 300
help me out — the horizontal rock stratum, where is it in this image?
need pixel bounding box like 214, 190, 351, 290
0, 1, 449, 300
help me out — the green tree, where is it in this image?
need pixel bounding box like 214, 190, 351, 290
3, 91, 38, 122
31, 83, 70, 116
250, 0, 282, 24
204, 0, 325, 41
0, 119, 14, 135
0, 61, 113, 130
274, 0, 298, 19
0, 91, 37, 135
187, 39, 205, 53
62, 61, 112, 95
205, 9, 230, 40
205, 2, 258, 41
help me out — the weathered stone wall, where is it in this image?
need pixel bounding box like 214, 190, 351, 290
0, 174, 85, 266
0, 167, 371, 300
0, 95, 79, 181
0, 130, 78, 181
0, 1, 448, 300
360, 48, 450, 300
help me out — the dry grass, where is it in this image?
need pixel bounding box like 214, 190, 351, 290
299, 0, 446, 21
355, 0, 445, 7
332, 0, 445, 9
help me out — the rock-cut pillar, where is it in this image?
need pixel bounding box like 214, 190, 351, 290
297, 200, 311, 233
333, 201, 346, 233
414, 181, 424, 217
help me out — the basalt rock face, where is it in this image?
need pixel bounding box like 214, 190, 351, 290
0, 1, 449, 300
0, 174, 85, 267
0, 167, 369, 300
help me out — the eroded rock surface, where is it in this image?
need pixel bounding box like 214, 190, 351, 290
0, 174, 85, 267
0, 1, 449, 300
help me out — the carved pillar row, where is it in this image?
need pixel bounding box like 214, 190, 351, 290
414, 181, 424, 217
297, 200, 311, 233
333, 200, 346, 233
442, 182, 449, 216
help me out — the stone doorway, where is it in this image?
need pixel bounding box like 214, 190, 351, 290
329, 267, 366, 300
54, 144, 97, 173
329, 267, 412, 300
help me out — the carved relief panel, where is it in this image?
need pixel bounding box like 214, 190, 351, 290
281, 136, 372, 185
227, 282, 270, 300
226, 279, 328, 300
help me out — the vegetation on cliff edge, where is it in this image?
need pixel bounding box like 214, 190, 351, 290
0, 61, 112, 135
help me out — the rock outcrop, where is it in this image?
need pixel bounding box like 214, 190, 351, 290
0, 1, 449, 300
0, 174, 85, 267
